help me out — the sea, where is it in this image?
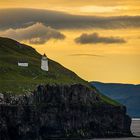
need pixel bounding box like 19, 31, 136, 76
90, 119, 140, 140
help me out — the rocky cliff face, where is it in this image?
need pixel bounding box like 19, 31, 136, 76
0, 84, 132, 140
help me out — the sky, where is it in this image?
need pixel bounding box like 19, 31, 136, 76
0, 0, 140, 84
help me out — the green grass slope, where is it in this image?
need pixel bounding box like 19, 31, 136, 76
0, 37, 89, 94
0, 37, 119, 106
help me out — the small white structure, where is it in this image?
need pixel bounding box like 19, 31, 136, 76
18, 61, 28, 67
41, 54, 49, 71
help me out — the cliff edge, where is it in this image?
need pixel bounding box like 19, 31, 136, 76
0, 84, 132, 139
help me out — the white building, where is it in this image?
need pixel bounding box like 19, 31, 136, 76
18, 61, 28, 67
41, 54, 49, 71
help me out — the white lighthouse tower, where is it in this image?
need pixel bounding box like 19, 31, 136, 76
41, 54, 48, 71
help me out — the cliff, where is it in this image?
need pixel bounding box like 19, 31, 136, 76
0, 84, 132, 140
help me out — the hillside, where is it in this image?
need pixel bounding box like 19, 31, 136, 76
0, 37, 132, 139
0, 37, 89, 94
0, 37, 120, 106
91, 81, 140, 117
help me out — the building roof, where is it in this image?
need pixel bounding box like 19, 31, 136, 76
18, 62, 28, 63
18, 60, 28, 63
43, 53, 46, 57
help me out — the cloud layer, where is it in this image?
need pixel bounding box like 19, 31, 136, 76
0, 8, 140, 30
75, 33, 126, 44
69, 54, 103, 57
0, 23, 65, 44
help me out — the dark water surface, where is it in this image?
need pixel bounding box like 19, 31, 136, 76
131, 119, 140, 137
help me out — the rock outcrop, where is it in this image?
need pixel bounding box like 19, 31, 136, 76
0, 84, 132, 140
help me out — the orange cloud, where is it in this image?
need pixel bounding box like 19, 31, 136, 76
0, 23, 65, 44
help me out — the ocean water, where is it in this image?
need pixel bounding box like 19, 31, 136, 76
90, 119, 140, 140
131, 119, 140, 137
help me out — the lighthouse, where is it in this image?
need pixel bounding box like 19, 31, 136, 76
41, 54, 48, 71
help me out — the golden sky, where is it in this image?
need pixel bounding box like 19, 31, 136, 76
0, 0, 140, 84
0, 0, 140, 16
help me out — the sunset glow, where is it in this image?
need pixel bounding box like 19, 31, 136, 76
0, 0, 140, 84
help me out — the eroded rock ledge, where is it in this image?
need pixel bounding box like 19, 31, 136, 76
0, 84, 132, 140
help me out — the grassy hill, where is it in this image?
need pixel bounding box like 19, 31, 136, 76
0, 37, 119, 106
0, 37, 89, 94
